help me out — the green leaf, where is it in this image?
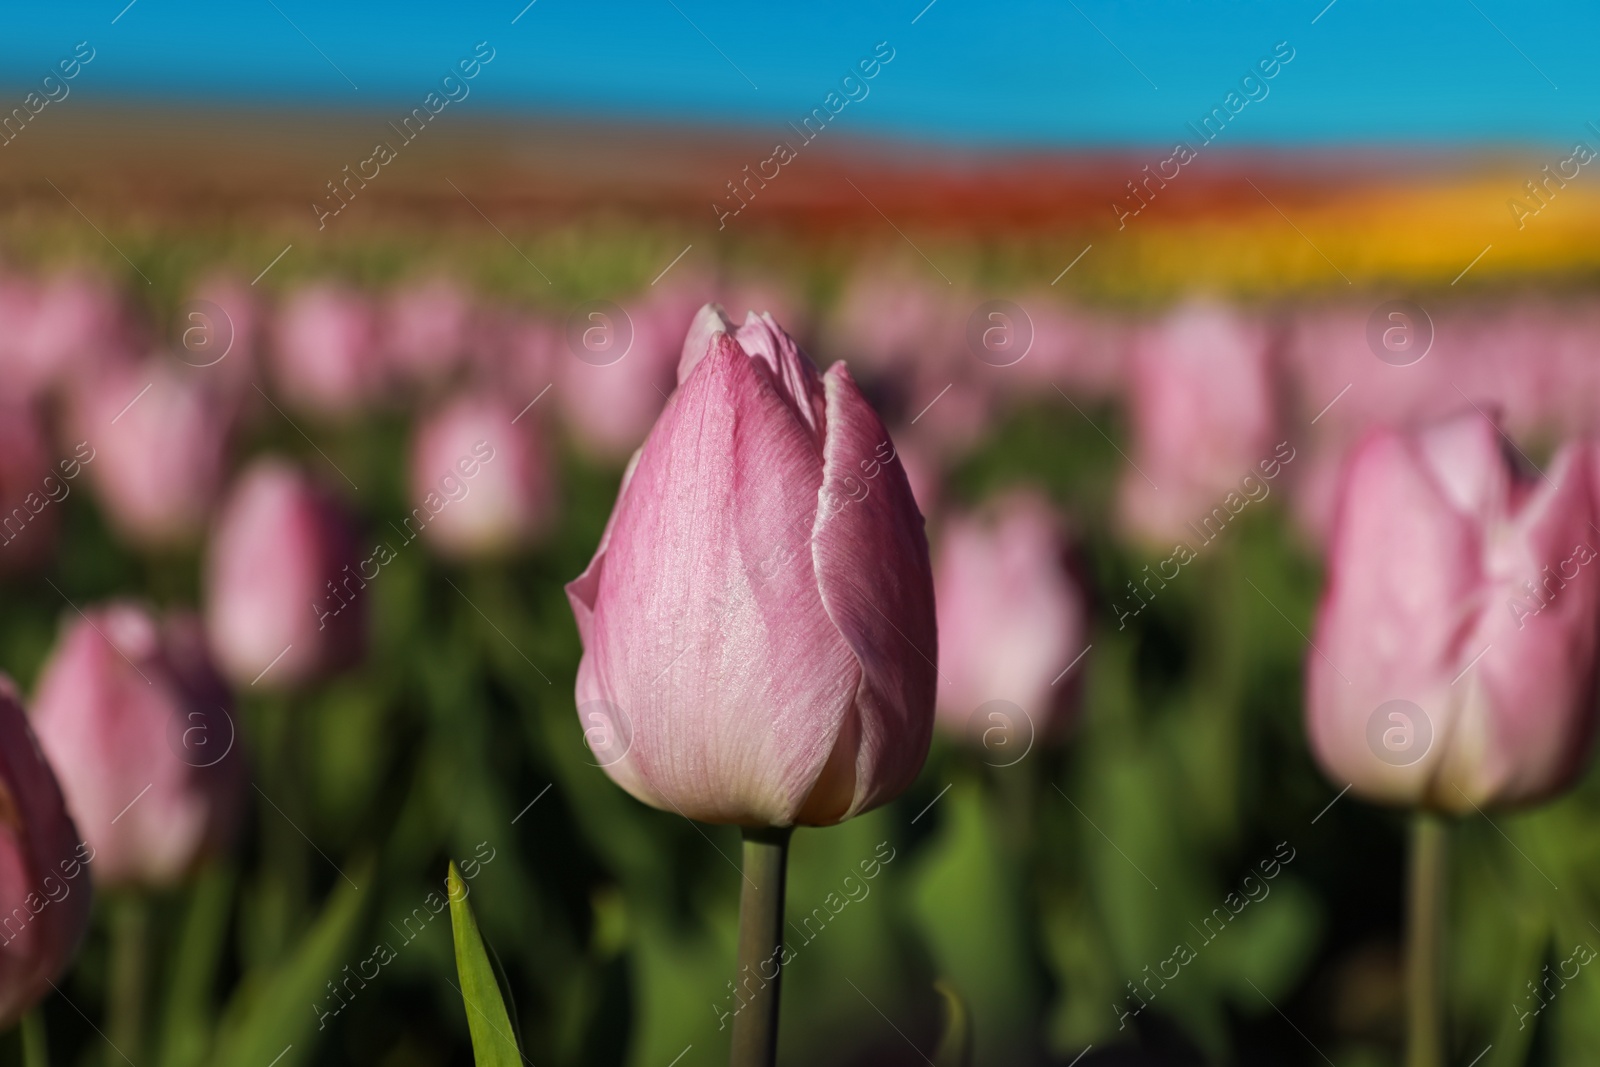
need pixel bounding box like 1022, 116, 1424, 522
448, 861, 523, 1066
933, 981, 974, 1067
211, 858, 373, 1067
157, 863, 238, 1067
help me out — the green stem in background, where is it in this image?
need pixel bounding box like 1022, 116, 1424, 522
729, 827, 792, 1067
21, 1008, 48, 1067
1406, 813, 1448, 1067
157, 864, 238, 1067
107, 892, 149, 1067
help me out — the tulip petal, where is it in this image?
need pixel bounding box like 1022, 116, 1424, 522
1470, 444, 1600, 805
580, 335, 857, 825
565, 446, 641, 651
1309, 428, 1483, 806
676, 303, 734, 385
808, 361, 937, 822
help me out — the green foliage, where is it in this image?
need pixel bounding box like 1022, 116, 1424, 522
210, 858, 371, 1067
448, 862, 524, 1067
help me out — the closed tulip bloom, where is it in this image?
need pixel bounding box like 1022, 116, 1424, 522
934, 492, 1088, 745
1012, 298, 1126, 399
382, 277, 475, 389
204, 460, 363, 689
409, 394, 555, 558
829, 269, 958, 379
0, 677, 92, 1028
185, 275, 264, 401
272, 284, 382, 417
567, 305, 937, 827
1120, 301, 1280, 543
32, 605, 245, 888
20, 272, 136, 395
493, 313, 560, 400
1308, 412, 1600, 811
72, 361, 232, 547
0, 402, 61, 569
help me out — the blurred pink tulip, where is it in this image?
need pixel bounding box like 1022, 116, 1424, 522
382, 277, 475, 389
184, 275, 263, 400
0, 271, 135, 401
409, 394, 556, 558
204, 460, 363, 689
0, 677, 92, 1027
567, 305, 936, 827
1308, 412, 1600, 811
934, 492, 1088, 745
271, 284, 382, 416
32, 604, 245, 888
0, 402, 63, 569
1009, 297, 1126, 399
559, 287, 700, 460
489, 312, 560, 400
1120, 300, 1281, 543
72, 361, 232, 546
828, 269, 958, 379
892, 436, 944, 521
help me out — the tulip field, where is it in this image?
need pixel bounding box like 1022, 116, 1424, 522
5, 2, 1600, 1053
0, 186, 1596, 1067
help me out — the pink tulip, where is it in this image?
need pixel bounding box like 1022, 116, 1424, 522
566, 305, 937, 827
1010, 297, 1126, 399
0, 271, 135, 401
1119, 301, 1280, 543
0, 677, 92, 1027
71, 361, 232, 546
0, 402, 62, 569
486, 312, 559, 401
204, 460, 363, 689
382, 277, 475, 389
828, 269, 959, 379
1308, 411, 1600, 811
271, 284, 382, 417
32, 604, 245, 888
933, 492, 1088, 745
409, 394, 556, 558
184, 275, 264, 401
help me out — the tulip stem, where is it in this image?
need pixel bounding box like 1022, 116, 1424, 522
107, 892, 148, 1067
20, 1009, 48, 1067
729, 826, 792, 1067
1406, 812, 1447, 1067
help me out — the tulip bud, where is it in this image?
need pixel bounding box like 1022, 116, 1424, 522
1307, 412, 1600, 811
567, 306, 937, 827
71, 361, 232, 547
1119, 301, 1280, 543
16, 271, 137, 396
494, 313, 560, 400
829, 269, 957, 379
934, 492, 1088, 748
0, 676, 92, 1027
408, 394, 556, 559
0, 401, 61, 569
32, 604, 245, 888
184, 274, 263, 402
204, 460, 364, 689
271, 284, 382, 417
1009, 297, 1126, 400
382, 277, 475, 389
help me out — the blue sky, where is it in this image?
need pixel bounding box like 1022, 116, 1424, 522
0, 0, 1591, 147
